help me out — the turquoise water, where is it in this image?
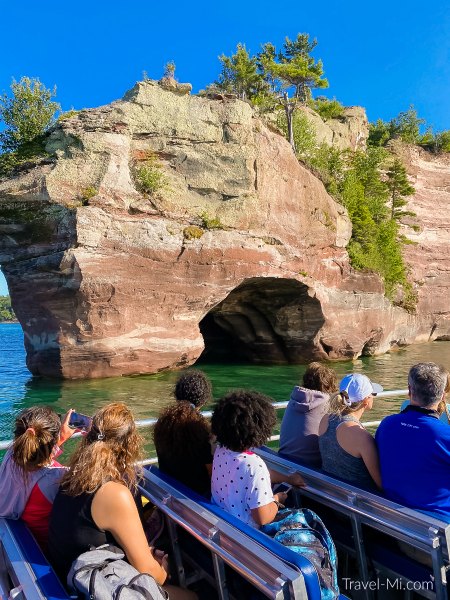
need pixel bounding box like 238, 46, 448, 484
2, 322, 450, 455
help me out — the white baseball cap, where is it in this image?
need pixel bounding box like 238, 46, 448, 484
339, 373, 383, 403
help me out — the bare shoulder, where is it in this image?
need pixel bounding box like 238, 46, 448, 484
336, 421, 374, 457
94, 481, 134, 507
92, 482, 136, 531
343, 423, 374, 445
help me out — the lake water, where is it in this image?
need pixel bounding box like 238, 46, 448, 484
2, 322, 450, 457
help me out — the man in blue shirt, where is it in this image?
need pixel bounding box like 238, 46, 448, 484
376, 362, 450, 520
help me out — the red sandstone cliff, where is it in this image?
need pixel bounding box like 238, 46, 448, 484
0, 81, 447, 378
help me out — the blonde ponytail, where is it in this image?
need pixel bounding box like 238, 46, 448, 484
328, 391, 364, 416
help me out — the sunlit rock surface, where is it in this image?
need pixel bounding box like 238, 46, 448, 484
0, 81, 447, 378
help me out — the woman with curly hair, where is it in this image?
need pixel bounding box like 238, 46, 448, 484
211, 391, 303, 527
153, 370, 213, 495
48, 403, 196, 600
211, 392, 339, 598
0, 407, 76, 552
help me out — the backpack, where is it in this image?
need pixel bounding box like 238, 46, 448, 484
262, 508, 339, 600
67, 544, 168, 600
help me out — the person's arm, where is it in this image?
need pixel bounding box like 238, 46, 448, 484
57, 409, 77, 446
251, 492, 288, 526
268, 468, 305, 488
357, 429, 382, 489
91, 481, 168, 585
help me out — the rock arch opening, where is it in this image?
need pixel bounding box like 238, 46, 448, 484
198, 277, 325, 364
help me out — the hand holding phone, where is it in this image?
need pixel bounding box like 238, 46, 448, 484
275, 482, 293, 494
68, 412, 92, 431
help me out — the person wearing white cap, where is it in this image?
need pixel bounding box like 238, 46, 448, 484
318, 373, 383, 490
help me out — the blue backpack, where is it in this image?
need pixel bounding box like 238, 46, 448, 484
262, 508, 339, 600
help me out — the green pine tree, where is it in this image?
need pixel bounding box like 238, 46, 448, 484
259, 33, 328, 151
386, 159, 415, 220
351, 148, 390, 224
214, 44, 267, 101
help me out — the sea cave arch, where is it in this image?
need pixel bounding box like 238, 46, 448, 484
198, 277, 325, 364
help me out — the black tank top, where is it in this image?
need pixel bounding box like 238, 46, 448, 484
48, 488, 116, 584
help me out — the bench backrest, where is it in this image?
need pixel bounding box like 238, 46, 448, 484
0, 518, 69, 600
141, 466, 314, 600
255, 447, 450, 599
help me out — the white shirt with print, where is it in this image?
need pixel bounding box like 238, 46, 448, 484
212, 446, 274, 527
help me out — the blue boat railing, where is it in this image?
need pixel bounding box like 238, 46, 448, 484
0, 388, 409, 454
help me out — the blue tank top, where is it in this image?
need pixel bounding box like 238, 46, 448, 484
319, 414, 376, 490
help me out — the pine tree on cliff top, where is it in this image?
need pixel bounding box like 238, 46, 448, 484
212, 44, 267, 101
258, 34, 329, 152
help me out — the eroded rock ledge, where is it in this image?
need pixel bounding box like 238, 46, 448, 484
0, 80, 448, 378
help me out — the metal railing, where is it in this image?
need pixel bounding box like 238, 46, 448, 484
0, 388, 408, 453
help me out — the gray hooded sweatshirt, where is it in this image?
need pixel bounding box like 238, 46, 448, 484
279, 387, 329, 468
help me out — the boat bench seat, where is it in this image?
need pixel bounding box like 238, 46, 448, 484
142, 466, 349, 600
0, 518, 70, 600
256, 446, 450, 600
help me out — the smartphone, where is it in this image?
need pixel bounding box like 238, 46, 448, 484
68, 412, 92, 431
275, 482, 292, 494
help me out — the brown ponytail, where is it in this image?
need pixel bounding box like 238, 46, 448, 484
13, 407, 61, 472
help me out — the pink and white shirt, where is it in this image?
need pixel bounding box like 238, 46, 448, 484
212, 446, 274, 527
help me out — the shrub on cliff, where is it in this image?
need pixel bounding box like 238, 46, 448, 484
276, 110, 317, 161
309, 97, 345, 121
0, 77, 60, 178
133, 153, 168, 195
0, 77, 60, 152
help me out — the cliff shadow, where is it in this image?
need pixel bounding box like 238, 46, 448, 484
198, 277, 325, 364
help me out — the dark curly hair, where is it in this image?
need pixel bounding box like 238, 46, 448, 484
211, 390, 276, 452
153, 402, 211, 461
174, 369, 212, 408
303, 362, 338, 394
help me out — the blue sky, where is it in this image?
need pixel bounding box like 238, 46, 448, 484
1, 0, 449, 295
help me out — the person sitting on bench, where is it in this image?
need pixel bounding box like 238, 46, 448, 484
376, 363, 450, 520
153, 370, 213, 496
279, 362, 338, 468
0, 407, 76, 552
319, 373, 383, 490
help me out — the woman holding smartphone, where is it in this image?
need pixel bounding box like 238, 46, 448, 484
0, 406, 76, 551
211, 390, 304, 527
48, 402, 196, 600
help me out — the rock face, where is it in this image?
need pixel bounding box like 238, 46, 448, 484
399, 146, 450, 339
0, 80, 448, 378
298, 105, 369, 151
